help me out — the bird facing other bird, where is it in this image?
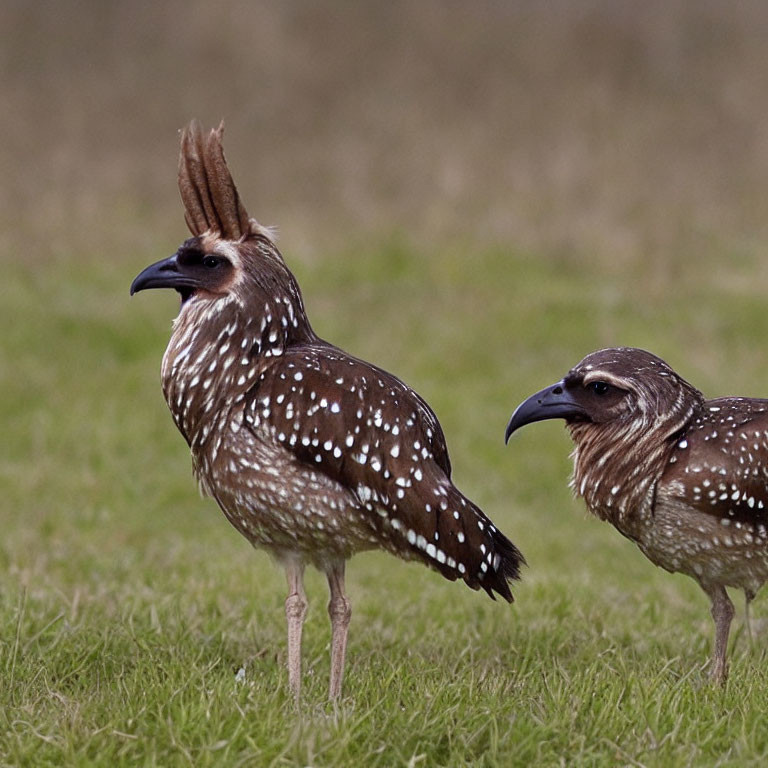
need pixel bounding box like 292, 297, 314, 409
506, 346, 768, 683
130, 120, 523, 701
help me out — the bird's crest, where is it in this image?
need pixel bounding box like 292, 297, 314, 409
178, 120, 273, 242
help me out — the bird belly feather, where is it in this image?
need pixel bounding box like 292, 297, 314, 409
193, 413, 391, 565
640, 494, 768, 594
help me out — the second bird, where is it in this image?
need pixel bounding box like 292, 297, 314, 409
130, 121, 523, 701
506, 347, 768, 683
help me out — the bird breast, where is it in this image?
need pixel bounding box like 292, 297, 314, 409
160, 296, 286, 447
569, 419, 673, 534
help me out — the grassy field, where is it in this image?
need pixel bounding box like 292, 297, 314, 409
2, 238, 768, 767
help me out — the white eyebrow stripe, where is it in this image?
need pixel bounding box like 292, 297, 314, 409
581, 371, 632, 389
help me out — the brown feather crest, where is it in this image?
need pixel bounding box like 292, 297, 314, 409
178, 120, 261, 241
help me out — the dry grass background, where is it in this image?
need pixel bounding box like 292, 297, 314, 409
4, 0, 768, 263
4, 2, 768, 765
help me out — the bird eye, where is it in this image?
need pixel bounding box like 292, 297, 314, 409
202, 256, 222, 269
590, 381, 610, 395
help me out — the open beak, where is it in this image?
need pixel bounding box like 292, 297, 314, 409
504, 380, 587, 443
130, 254, 200, 295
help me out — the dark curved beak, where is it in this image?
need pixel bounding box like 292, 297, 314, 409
504, 380, 587, 444
130, 254, 200, 295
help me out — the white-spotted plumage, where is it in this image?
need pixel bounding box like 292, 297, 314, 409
506, 346, 768, 683
133, 120, 523, 701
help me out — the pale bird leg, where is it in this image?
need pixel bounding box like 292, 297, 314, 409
284, 560, 308, 702
702, 583, 734, 684
327, 561, 352, 700
744, 589, 755, 647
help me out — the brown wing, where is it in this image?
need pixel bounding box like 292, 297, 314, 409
659, 397, 768, 530
243, 344, 523, 599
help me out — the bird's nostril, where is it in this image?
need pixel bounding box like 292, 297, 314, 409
552, 386, 563, 395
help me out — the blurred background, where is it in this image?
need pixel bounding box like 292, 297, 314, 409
4, 1, 768, 758
5, 0, 768, 264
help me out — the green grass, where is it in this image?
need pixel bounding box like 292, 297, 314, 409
2, 240, 768, 766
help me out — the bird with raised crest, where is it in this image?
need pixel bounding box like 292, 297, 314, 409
505, 346, 768, 682
130, 120, 523, 701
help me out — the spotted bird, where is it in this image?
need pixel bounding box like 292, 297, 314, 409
131, 121, 523, 700
506, 346, 768, 682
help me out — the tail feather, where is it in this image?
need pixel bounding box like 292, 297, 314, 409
456, 489, 525, 602
481, 524, 525, 602
380, 470, 525, 602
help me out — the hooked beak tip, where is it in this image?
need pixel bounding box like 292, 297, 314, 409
130, 254, 183, 296
504, 380, 582, 443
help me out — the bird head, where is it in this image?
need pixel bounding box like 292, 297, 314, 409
505, 347, 705, 518
505, 347, 703, 444
131, 121, 307, 330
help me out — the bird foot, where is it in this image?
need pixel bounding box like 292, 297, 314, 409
707, 659, 728, 685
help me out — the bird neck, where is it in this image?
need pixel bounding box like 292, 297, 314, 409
161, 289, 316, 447
568, 404, 697, 534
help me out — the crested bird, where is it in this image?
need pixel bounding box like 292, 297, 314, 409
505, 346, 768, 683
130, 120, 523, 701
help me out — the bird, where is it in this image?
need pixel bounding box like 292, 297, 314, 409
505, 346, 768, 683
130, 120, 523, 701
